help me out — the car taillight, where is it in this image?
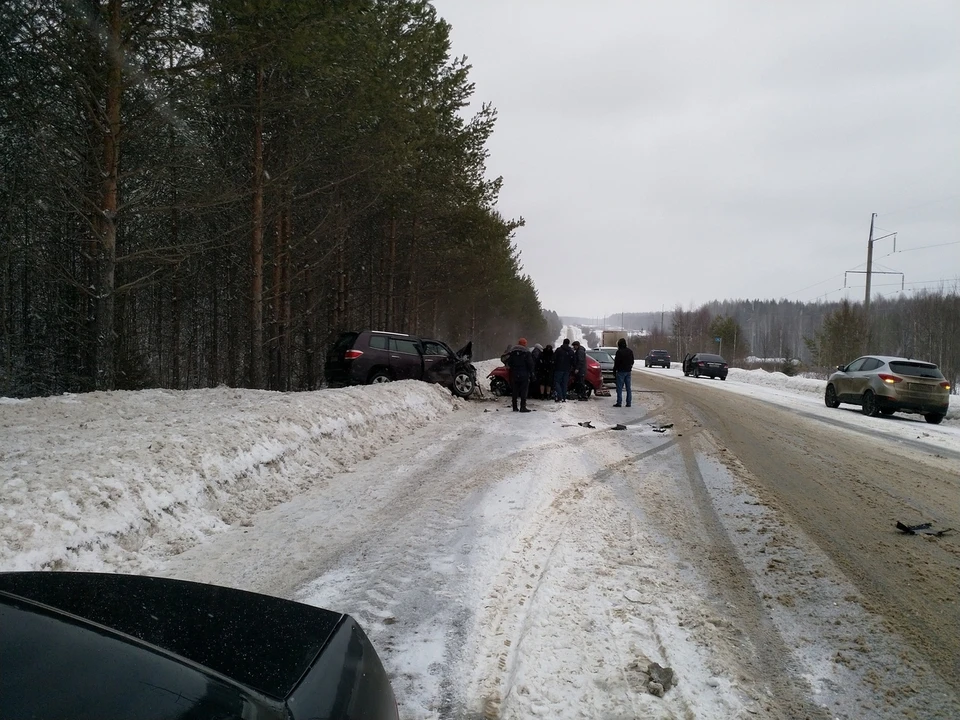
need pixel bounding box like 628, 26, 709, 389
877, 373, 902, 384
941, 381, 952, 391
345, 349, 363, 360
697, 361, 705, 366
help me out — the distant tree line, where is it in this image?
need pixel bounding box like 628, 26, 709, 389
0, 0, 550, 398
591, 290, 959, 390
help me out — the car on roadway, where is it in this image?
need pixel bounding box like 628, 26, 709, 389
586, 349, 615, 385
0, 571, 399, 719
489, 352, 609, 398
644, 349, 671, 368
325, 330, 476, 398
824, 355, 950, 424
682, 353, 728, 380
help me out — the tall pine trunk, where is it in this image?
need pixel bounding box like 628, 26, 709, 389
94, 0, 123, 390
386, 214, 397, 328
249, 65, 265, 387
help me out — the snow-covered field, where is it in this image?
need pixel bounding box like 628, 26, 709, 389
2, 345, 957, 718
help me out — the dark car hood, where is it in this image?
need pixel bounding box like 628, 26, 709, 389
456, 341, 472, 361
0, 572, 342, 700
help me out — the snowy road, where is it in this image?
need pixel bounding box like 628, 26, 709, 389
3, 366, 959, 718
160, 376, 958, 719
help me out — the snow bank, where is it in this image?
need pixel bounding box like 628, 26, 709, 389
727, 367, 959, 420
0, 383, 460, 573
728, 367, 825, 396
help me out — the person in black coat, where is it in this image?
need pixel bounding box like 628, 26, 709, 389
503, 338, 535, 412
537, 344, 554, 399
552, 339, 576, 402
571, 340, 588, 400
613, 337, 635, 407
530, 344, 543, 398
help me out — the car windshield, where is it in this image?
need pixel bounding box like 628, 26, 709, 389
698, 354, 725, 363
651, 351, 668, 356
888, 361, 944, 379
588, 351, 613, 363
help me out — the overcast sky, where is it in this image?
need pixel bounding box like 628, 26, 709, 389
430, 0, 960, 319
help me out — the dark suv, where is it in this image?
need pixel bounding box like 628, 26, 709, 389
644, 350, 671, 368
682, 352, 728, 380
325, 330, 476, 398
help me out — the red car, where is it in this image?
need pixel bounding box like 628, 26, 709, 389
488, 354, 610, 398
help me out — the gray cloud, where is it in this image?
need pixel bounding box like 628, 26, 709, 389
433, 0, 960, 315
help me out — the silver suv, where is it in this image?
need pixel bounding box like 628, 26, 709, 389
825, 355, 950, 424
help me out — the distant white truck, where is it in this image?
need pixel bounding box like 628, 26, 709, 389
601, 330, 625, 347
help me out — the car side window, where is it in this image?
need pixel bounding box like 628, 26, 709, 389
390, 338, 420, 355
369, 335, 388, 350
844, 358, 866, 372
422, 342, 446, 356
860, 358, 882, 371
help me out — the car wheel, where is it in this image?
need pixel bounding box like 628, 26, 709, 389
824, 384, 840, 408
720, 375, 726, 381
369, 370, 391, 384
861, 390, 879, 417
924, 413, 945, 425
879, 408, 895, 416
490, 377, 509, 396
693, 367, 700, 378
453, 372, 475, 398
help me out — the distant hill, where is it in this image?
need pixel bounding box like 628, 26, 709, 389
561, 312, 668, 334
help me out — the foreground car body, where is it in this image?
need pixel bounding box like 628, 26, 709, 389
586, 349, 615, 385
0, 572, 398, 720
682, 352, 728, 379
325, 330, 476, 398
825, 355, 949, 424
489, 354, 610, 397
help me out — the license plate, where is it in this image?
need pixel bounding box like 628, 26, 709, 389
907, 383, 934, 392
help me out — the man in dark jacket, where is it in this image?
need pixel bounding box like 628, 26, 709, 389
571, 340, 588, 400
537, 344, 554, 399
503, 338, 535, 412
613, 337, 635, 407
552, 338, 576, 403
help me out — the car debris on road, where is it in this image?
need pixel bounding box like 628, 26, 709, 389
896, 521, 954, 537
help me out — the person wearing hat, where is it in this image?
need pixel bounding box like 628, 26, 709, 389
503, 337, 535, 412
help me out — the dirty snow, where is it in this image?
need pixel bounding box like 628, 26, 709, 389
2, 333, 958, 718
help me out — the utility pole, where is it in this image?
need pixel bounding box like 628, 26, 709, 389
864, 212, 876, 316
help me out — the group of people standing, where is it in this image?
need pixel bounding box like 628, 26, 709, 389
503, 336, 636, 412
501, 338, 593, 412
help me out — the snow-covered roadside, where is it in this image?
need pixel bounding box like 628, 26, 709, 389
636, 362, 960, 422
3, 358, 956, 578
3, 358, 958, 718
0, 384, 461, 573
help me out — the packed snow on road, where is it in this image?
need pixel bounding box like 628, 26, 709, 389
2, 349, 958, 718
